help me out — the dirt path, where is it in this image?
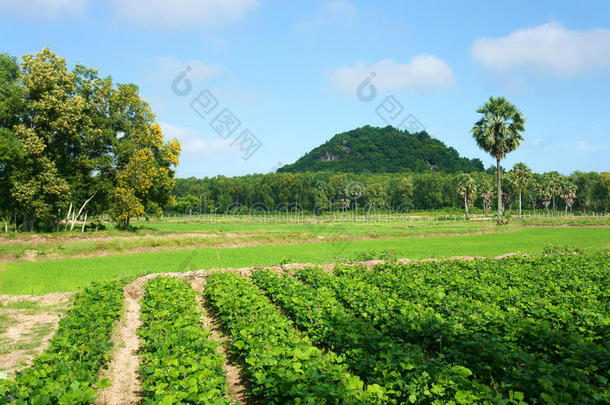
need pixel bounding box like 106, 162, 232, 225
0, 292, 73, 376
191, 276, 248, 404
95, 279, 146, 405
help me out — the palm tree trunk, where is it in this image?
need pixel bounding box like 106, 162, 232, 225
464, 195, 469, 218
496, 157, 503, 215
518, 184, 522, 217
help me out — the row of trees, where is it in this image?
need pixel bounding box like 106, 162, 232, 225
0, 48, 180, 231
170, 168, 610, 216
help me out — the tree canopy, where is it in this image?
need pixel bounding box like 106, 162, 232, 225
0, 48, 180, 231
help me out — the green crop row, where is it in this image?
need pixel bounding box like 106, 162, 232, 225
345, 255, 610, 365
368, 254, 609, 339
0, 278, 127, 404
204, 271, 383, 404
296, 255, 610, 404
251, 268, 504, 404
138, 276, 229, 405
338, 255, 610, 401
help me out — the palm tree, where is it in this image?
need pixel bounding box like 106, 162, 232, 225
560, 180, 577, 215
545, 171, 564, 216
472, 97, 525, 215
510, 162, 532, 217
457, 174, 477, 218
476, 175, 494, 217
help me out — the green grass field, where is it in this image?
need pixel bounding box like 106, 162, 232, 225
1, 226, 607, 294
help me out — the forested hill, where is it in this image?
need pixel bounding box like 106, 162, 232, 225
277, 126, 484, 173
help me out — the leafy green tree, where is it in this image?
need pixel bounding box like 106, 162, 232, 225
11, 126, 70, 230
510, 163, 532, 217
389, 176, 414, 211
593, 172, 610, 211
472, 97, 525, 215
364, 182, 386, 213
570, 171, 597, 213
0, 53, 24, 230
0, 48, 181, 231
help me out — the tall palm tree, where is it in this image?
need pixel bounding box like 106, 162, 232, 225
510, 162, 532, 217
472, 97, 525, 215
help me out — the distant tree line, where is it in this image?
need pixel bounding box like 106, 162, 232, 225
0, 48, 180, 231
169, 167, 610, 216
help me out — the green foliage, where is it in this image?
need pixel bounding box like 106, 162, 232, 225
138, 277, 229, 404
0, 48, 181, 231
0, 278, 127, 403
172, 170, 609, 215
204, 271, 380, 404
252, 269, 501, 404
278, 125, 484, 174
297, 254, 610, 404
541, 242, 582, 255
472, 96, 526, 215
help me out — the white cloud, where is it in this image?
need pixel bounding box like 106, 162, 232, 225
160, 122, 233, 157
150, 57, 222, 82
110, 0, 259, 29
329, 55, 455, 94
0, 0, 87, 19
471, 21, 610, 77
296, 0, 356, 31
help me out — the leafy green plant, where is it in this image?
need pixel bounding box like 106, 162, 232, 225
138, 277, 229, 404
296, 254, 610, 404
252, 269, 501, 404
0, 278, 128, 404
205, 271, 382, 404
542, 242, 582, 255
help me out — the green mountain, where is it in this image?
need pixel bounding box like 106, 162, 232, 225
277, 126, 484, 173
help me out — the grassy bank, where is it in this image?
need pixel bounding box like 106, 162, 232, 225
1, 227, 607, 295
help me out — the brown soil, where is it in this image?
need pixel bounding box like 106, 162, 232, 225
190, 277, 248, 404
95, 278, 146, 405
0, 293, 73, 376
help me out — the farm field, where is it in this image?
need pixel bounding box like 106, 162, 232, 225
0, 224, 608, 294
1, 253, 608, 404
2, 214, 608, 262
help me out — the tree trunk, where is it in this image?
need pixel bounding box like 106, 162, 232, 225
518, 184, 522, 217
496, 157, 503, 215
70, 193, 96, 231
464, 195, 469, 218
81, 212, 88, 232
64, 202, 72, 231
552, 196, 556, 216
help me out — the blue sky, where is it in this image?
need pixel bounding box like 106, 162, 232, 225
1, 0, 609, 177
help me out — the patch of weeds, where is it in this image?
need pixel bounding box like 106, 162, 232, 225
0, 301, 39, 310
543, 242, 583, 255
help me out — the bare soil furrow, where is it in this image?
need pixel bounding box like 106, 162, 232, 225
191, 276, 248, 404
95, 278, 145, 405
